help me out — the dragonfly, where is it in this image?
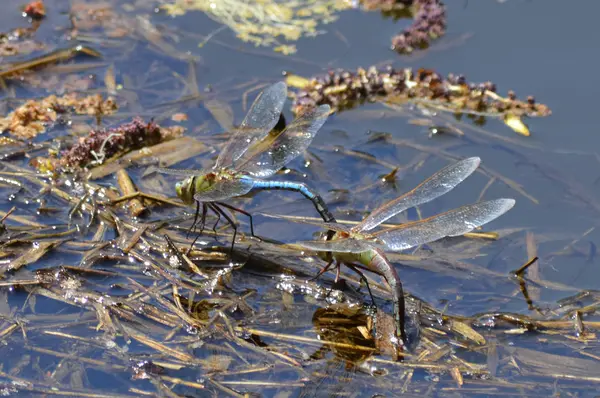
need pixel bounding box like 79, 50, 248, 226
153, 81, 336, 248
290, 157, 515, 348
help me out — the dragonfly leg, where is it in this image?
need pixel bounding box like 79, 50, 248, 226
210, 203, 222, 233
186, 229, 201, 256
309, 259, 334, 282
215, 201, 255, 237
344, 263, 377, 309
209, 203, 237, 253
198, 202, 208, 236
186, 203, 209, 255
186, 201, 200, 239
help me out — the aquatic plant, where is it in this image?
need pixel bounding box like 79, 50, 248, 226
289, 66, 550, 135
44, 117, 184, 170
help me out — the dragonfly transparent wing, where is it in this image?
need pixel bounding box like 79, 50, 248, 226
214, 81, 288, 170
355, 157, 481, 232
193, 178, 255, 202
237, 104, 330, 178
297, 237, 375, 254
373, 198, 515, 251
259, 215, 352, 233
149, 167, 201, 177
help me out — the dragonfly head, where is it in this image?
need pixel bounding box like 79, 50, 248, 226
175, 177, 196, 204
175, 174, 214, 205
314, 230, 328, 240
313, 230, 338, 262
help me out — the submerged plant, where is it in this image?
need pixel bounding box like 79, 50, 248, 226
161, 0, 352, 54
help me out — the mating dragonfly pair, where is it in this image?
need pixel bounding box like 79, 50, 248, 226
155, 81, 515, 348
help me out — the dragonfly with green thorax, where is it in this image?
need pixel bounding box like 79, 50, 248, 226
289, 157, 515, 348
154, 82, 335, 246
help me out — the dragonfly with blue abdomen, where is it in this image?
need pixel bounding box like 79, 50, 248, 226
153, 81, 335, 247
282, 157, 515, 350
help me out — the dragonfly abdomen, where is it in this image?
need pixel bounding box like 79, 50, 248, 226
337, 248, 406, 346
251, 179, 335, 223
370, 248, 406, 345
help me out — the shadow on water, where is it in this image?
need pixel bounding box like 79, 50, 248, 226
1, 0, 600, 396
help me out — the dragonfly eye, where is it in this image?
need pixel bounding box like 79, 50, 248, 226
313, 231, 327, 240
175, 178, 192, 202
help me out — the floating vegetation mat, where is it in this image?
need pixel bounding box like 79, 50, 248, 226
1, 175, 600, 396
0, 110, 597, 395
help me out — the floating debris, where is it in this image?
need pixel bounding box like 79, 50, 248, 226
288, 66, 551, 135
34, 117, 184, 171
0, 93, 117, 139
361, 0, 446, 53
